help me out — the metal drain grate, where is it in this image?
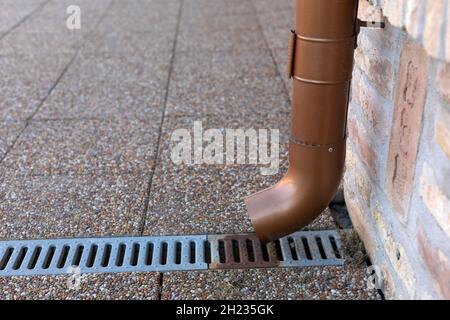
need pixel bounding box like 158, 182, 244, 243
0, 230, 344, 277
0, 235, 208, 277
208, 230, 344, 269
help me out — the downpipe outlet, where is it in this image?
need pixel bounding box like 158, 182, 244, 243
245, 0, 366, 243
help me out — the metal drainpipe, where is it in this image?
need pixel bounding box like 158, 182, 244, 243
245, 0, 381, 243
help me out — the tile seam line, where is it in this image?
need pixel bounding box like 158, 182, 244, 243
0, 0, 116, 165
248, 0, 292, 103
0, 0, 51, 42
135, 0, 185, 300
139, 0, 185, 236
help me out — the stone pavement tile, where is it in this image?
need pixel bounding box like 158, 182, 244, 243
182, 0, 254, 17
96, 0, 180, 33
262, 26, 291, 51
83, 28, 176, 55
0, 53, 74, 122
250, 0, 295, 14
2, 117, 161, 176
35, 52, 170, 120
166, 49, 290, 118
0, 29, 84, 55
161, 266, 380, 300
0, 1, 40, 34
257, 9, 295, 30
180, 11, 258, 34
18, 0, 110, 34
0, 272, 161, 300
0, 172, 150, 240
177, 26, 266, 53
0, 121, 25, 159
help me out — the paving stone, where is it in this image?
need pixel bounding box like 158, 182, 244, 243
0, 121, 25, 159
96, 0, 179, 33
161, 266, 380, 300
177, 26, 266, 53
0, 3, 37, 34
181, 0, 254, 17
250, 0, 295, 14
262, 26, 291, 51
83, 28, 175, 55
18, 1, 107, 34
0, 29, 84, 55
257, 9, 295, 30
0, 172, 150, 240
166, 49, 290, 118
0, 272, 160, 300
35, 52, 170, 120
2, 117, 161, 176
0, 53, 74, 122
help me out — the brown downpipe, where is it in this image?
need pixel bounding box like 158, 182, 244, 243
245, 0, 360, 243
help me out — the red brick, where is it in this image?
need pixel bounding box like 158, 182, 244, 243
385, 41, 428, 220
418, 229, 450, 299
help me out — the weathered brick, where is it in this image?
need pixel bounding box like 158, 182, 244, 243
423, 0, 446, 57
385, 41, 428, 220
343, 185, 376, 259
381, 0, 405, 27
419, 163, 450, 238
352, 69, 389, 143
437, 63, 450, 105
404, 0, 423, 38
447, 3, 450, 62
347, 115, 379, 180
380, 264, 396, 300
354, 47, 395, 99
372, 205, 416, 297
436, 104, 450, 160
418, 229, 450, 299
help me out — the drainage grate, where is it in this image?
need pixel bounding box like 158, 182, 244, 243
0, 230, 344, 277
0, 235, 208, 277
208, 230, 344, 269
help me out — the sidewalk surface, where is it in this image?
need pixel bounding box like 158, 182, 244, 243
0, 0, 379, 300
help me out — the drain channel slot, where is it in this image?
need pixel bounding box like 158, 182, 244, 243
0, 231, 344, 277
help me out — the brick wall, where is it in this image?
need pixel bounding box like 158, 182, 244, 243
345, 0, 450, 299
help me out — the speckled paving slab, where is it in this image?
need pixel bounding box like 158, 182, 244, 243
0, 272, 161, 300
160, 266, 380, 300
0, 173, 150, 240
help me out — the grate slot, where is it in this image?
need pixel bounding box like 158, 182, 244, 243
101, 244, 112, 267
49, 245, 64, 270
329, 236, 342, 259
42, 246, 56, 269
245, 239, 255, 262
145, 242, 154, 266
306, 236, 322, 260
0, 247, 14, 270
321, 236, 339, 259
12, 247, 28, 270
26, 246, 42, 270
56, 245, 70, 269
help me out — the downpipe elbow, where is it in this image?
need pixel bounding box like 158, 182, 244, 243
245, 140, 346, 243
